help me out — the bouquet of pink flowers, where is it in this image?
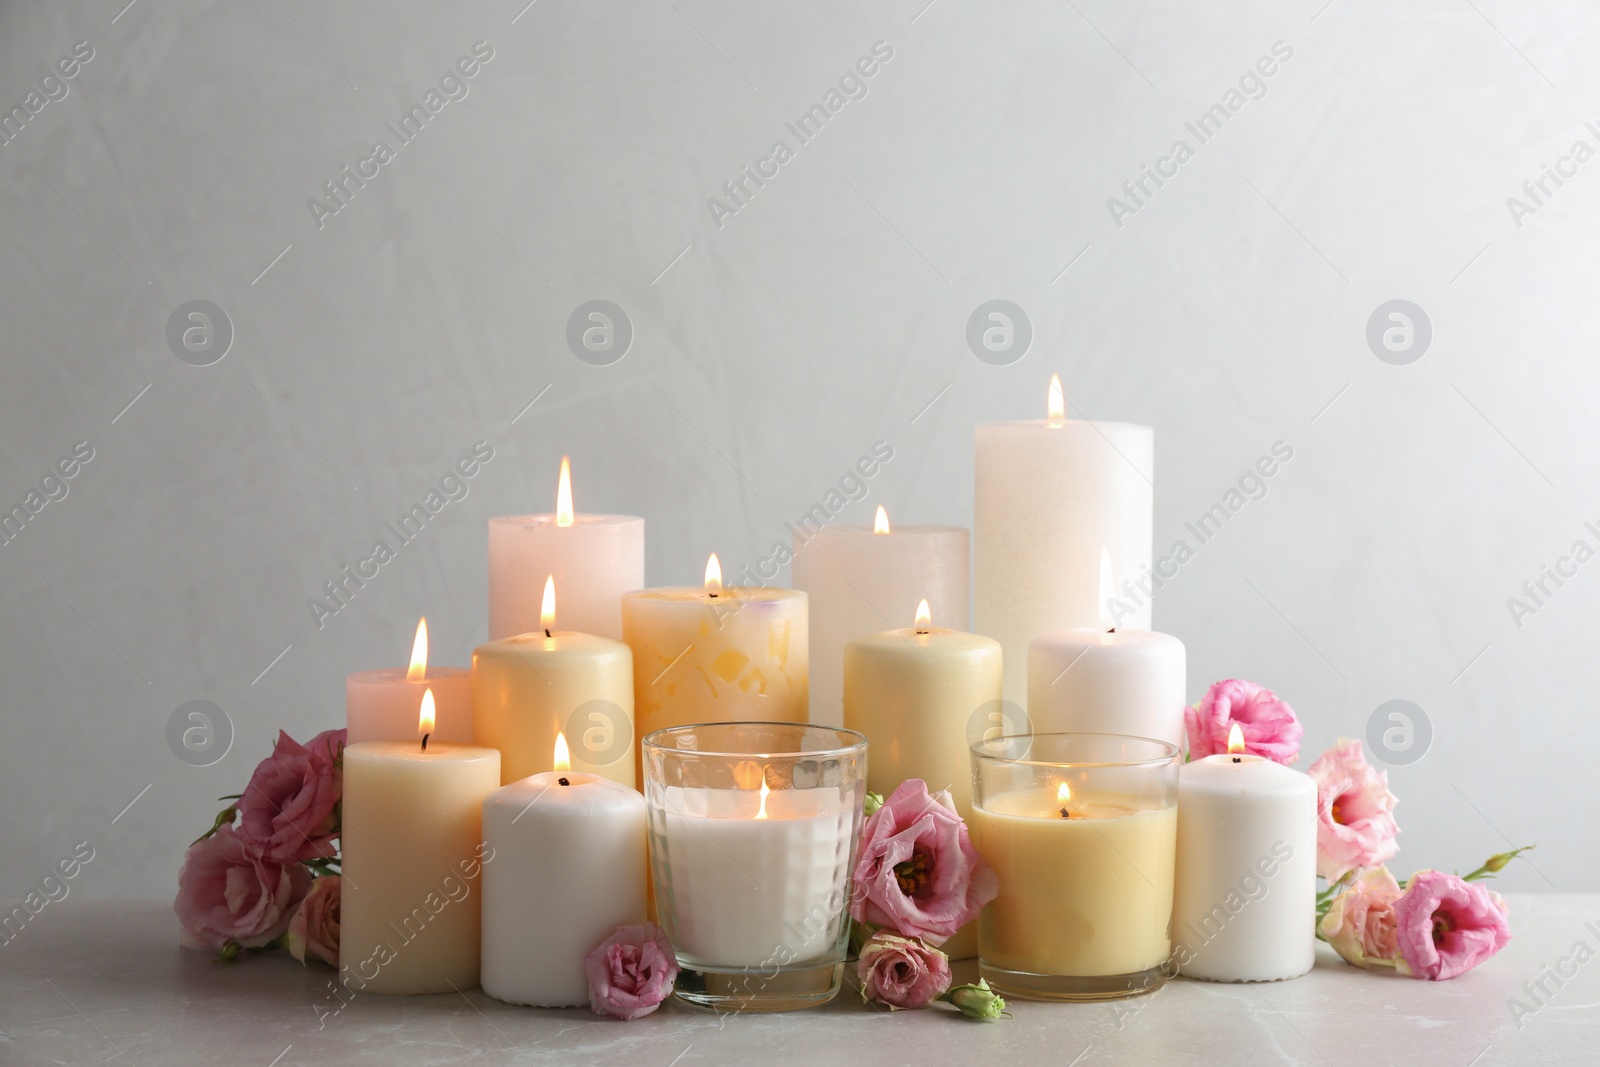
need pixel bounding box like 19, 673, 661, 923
1188, 679, 1532, 981
173, 728, 346, 966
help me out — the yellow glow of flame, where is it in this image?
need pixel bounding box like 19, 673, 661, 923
1227, 722, 1246, 755
419, 688, 436, 736
756, 778, 770, 820
554, 731, 571, 773
1047, 373, 1065, 427
874, 505, 890, 534
556, 456, 574, 527
1057, 781, 1071, 804
540, 575, 556, 630
914, 598, 931, 630
407, 617, 428, 681
704, 552, 723, 595
1098, 548, 1115, 630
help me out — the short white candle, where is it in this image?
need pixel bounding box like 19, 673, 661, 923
346, 618, 472, 744
481, 734, 647, 1008
792, 506, 968, 728
975, 375, 1153, 703
1172, 727, 1317, 982
1027, 625, 1186, 747
488, 456, 643, 641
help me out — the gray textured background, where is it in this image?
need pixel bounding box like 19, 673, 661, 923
1, 0, 1591, 900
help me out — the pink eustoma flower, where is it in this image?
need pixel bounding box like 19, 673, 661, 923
1307, 739, 1400, 882
237, 728, 345, 863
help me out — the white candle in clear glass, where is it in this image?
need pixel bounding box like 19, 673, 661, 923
481, 753, 647, 1008
1172, 740, 1317, 982
340, 716, 500, 995
793, 507, 968, 728
975, 375, 1153, 703
488, 457, 643, 641
654, 784, 853, 968
1027, 628, 1186, 747
346, 618, 473, 744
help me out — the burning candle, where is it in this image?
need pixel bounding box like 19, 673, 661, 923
793, 505, 969, 728
346, 618, 473, 744
340, 690, 501, 994
488, 456, 644, 641
975, 375, 1154, 703
473, 576, 636, 786
481, 733, 648, 1007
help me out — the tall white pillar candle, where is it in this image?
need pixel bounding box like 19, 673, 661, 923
346, 618, 473, 744
340, 694, 501, 995
1172, 730, 1317, 982
473, 577, 635, 787
1027, 628, 1186, 747
793, 507, 968, 728
975, 375, 1153, 704
481, 738, 648, 1008
488, 457, 644, 641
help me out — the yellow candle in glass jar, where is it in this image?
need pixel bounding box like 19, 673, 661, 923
974, 785, 1175, 978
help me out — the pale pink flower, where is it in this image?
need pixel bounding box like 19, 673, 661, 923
1393, 870, 1511, 980
287, 875, 340, 967
1185, 679, 1303, 764
1308, 739, 1400, 882
857, 932, 952, 1009
850, 780, 997, 946
584, 923, 678, 1020
174, 824, 311, 953
237, 729, 345, 863
1319, 867, 1402, 968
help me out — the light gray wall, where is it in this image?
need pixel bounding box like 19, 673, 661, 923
1, 0, 1591, 900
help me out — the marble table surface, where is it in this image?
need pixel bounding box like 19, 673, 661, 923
2, 897, 1596, 1066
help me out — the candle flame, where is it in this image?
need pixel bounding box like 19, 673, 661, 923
554, 731, 571, 772
704, 552, 723, 595
1227, 722, 1246, 755
407, 617, 428, 681
540, 575, 556, 630
1057, 781, 1071, 804
756, 778, 770, 820
1047, 374, 1065, 427
914, 598, 931, 631
873, 505, 890, 534
556, 456, 574, 527
1098, 548, 1115, 631
418, 688, 436, 736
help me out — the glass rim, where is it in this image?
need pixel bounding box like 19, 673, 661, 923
642, 720, 868, 760
970, 731, 1181, 769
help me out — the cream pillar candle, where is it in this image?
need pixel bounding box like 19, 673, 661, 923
346, 618, 473, 744
793, 506, 968, 728
473, 577, 635, 787
842, 599, 999, 820
975, 375, 1153, 704
481, 734, 648, 1008
1027, 627, 1186, 747
340, 692, 501, 995
622, 554, 807, 783
1172, 727, 1317, 982
488, 456, 644, 641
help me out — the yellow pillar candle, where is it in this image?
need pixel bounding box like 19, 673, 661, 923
340, 691, 501, 995
473, 577, 635, 787
622, 553, 807, 782
972, 734, 1179, 1000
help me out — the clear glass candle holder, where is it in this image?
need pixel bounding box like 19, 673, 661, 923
971, 732, 1180, 1001
644, 722, 869, 1013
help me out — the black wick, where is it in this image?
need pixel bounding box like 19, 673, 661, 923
558, 776, 570, 787
421, 733, 430, 752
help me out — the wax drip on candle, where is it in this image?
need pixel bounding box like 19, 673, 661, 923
1057, 781, 1073, 819
704, 553, 723, 599
914, 597, 931, 635
419, 687, 436, 753
540, 574, 556, 639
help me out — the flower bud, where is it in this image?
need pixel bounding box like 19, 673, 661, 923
942, 979, 1006, 1020
862, 792, 884, 817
